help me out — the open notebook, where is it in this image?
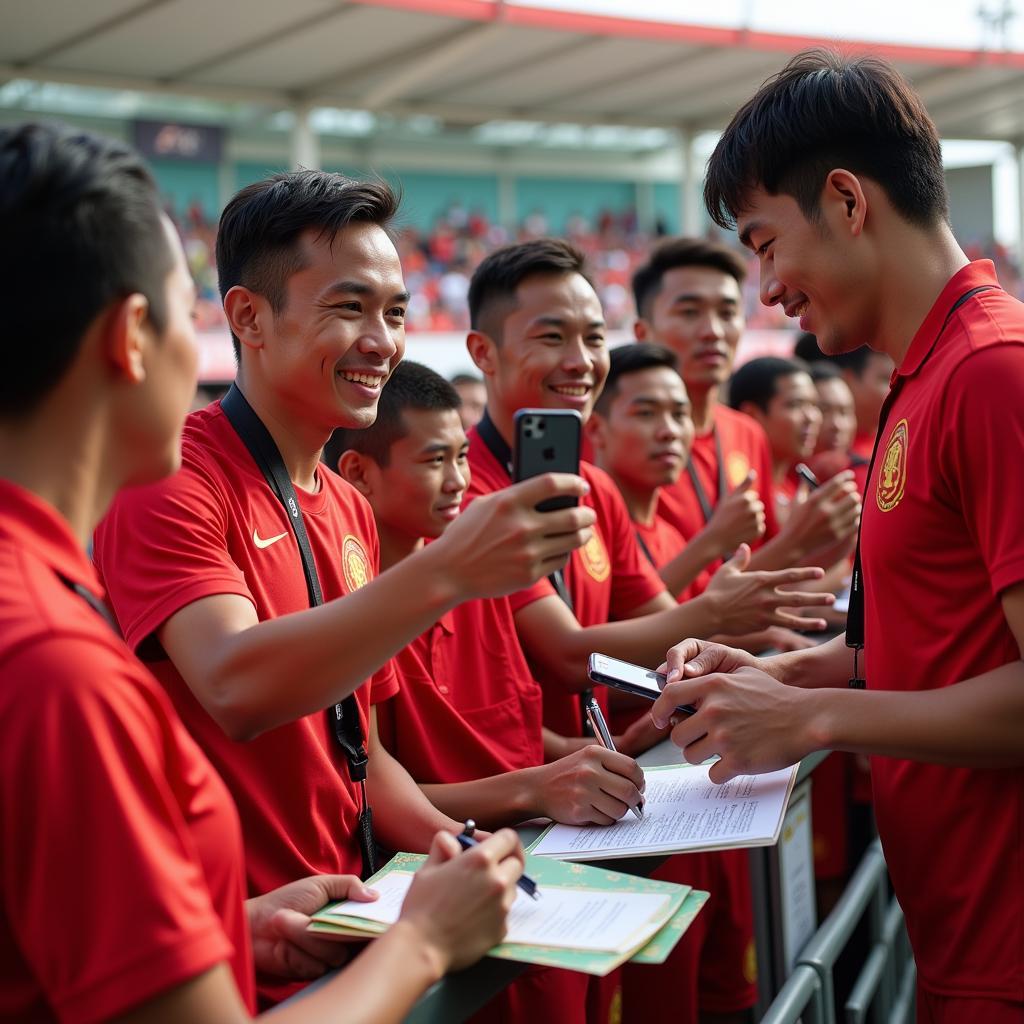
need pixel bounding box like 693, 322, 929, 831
310, 851, 708, 977
529, 762, 798, 861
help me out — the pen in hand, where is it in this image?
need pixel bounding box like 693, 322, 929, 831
456, 820, 541, 900
584, 698, 645, 821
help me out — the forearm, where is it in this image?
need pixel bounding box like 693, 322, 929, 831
763, 633, 853, 689
522, 598, 720, 688
807, 659, 1024, 766
194, 544, 460, 738
273, 921, 445, 1024
658, 531, 719, 598
367, 736, 460, 852
420, 770, 541, 830
746, 531, 805, 571
543, 728, 590, 760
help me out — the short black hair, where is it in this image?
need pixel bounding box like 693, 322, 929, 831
808, 361, 843, 384
216, 171, 398, 358
323, 361, 461, 470
632, 237, 747, 320
729, 356, 811, 413
449, 372, 483, 387
468, 238, 588, 342
595, 343, 680, 415
705, 49, 948, 230
0, 121, 173, 418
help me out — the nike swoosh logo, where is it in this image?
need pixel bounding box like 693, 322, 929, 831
253, 528, 288, 549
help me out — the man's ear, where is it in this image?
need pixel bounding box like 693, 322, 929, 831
466, 330, 498, 376
633, 318, 651, 342
585, 410, 609, 452
337, 450, 375, 497
223, 285, 269, 354
106, 293, 151, 384
822, 168, 868, 238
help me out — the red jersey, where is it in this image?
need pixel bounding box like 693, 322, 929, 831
0, 482, 254, 1022
94, 403, 398, 1000
466, 427, 666, 736
376, 594, 545, 782
634, 509, 697, 604
658, 404, 777, 594
862, 261, 1024, 999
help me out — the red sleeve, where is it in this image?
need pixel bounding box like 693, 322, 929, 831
94, 459, 253, 653
1, 639, 232, 1023
370, 659, 400, 704
588, 468, 666, 619
942, 345, 1024, 596
753, 426, 780, 541
507, 576, 556, 614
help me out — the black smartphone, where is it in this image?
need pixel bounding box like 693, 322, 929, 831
587, 653, 697, 716
794, 462, 820, 490
513, 409, 582, 512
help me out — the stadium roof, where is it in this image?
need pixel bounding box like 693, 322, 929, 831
5, 0, 1024, 141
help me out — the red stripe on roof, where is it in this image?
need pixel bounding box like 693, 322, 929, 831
353, 0, 1024, 69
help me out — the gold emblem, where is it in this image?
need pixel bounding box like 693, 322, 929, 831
743, 939, 759, 984
726, 452, 750, 487
579, 531, 611, 582
876, 418, 909, 512
341, 534, 371, 592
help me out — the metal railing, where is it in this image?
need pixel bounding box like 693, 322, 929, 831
760, 839, 916, 1024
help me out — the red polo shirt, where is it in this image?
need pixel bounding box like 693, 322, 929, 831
0, 482, 254, 1022
657, 404, 778, 594
376, 594, 544, 781
94, 403, 398, 1004
466, 429, 666, 736
862, 260, 1024, 1000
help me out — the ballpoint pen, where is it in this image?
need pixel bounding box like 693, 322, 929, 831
456, 820, 541, 900
584, 697, 645, 821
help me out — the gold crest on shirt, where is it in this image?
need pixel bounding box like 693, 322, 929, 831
341, 534, 371, 591
876, 418, 909, 512
579, 531, 611, 583
727, 452, 750, 488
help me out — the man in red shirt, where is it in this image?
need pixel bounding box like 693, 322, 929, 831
328, 359, 647, 1023
632, 238, 861, 594
0, 121, 525, 1024
653, 50, 1024, 1020
94, 172, 594, 1006
462, 238, 833, 740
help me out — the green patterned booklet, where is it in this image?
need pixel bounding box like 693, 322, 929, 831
310, 852, 708, 977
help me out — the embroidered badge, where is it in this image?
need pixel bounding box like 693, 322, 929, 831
579, 531, 611, 583
341, 534, 371, 591
727, 452, 751, 488
876, 418, 909, 512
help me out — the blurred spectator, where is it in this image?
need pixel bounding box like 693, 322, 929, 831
449, 373, 487, 431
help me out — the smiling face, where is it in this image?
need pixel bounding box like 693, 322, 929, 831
592, 366, 694, 494
365, 407, 470, 542
737, 186, 877, 357
484, 271, 609, 426
637, 266, 743, 395
245, 221, 408, 436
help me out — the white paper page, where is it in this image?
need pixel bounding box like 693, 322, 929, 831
532, 763, 796, 859
322, 871, 672, 953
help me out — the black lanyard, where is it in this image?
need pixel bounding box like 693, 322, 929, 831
476, 410, 593, 734
686, 428, 728, 525
845, 284, 994, 687
59, 575, 121, 635
220, 384, 376, 877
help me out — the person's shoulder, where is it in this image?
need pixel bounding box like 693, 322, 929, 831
713, 402, 766, 439
953, 288, 1024, 359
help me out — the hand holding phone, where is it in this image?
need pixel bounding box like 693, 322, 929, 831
513, 409, 582, 512
588, 653, 697, 717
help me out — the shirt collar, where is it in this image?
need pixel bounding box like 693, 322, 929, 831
437, 609, 456, 635
0, 480, 102, 592
896, 260, 1000, 380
